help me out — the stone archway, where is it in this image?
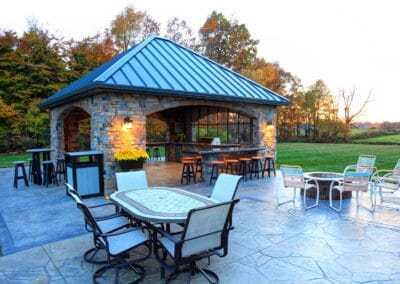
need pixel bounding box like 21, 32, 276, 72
63, 107, 91, 152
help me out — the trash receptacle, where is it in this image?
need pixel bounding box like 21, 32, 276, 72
65, 150, 104, 198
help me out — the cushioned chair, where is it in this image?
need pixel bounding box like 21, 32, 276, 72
153, 199, 239, 283
278, 165, 320, 210
66, 183, 129, 264
115, 170, 149, 191
329, 165, 373, 212
71, 188, 151, 283
371, 159, 400, 211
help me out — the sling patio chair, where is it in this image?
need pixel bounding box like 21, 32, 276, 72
356, 154, 377, 175
278, 165, 320, 210
67, 183, 132, 264
72, 189, 151, 283
371, 159, 400, 211
153, 199, 239, 284
329, 165, 374, 213
115, 170, 149, 191
210, 173, 243, 202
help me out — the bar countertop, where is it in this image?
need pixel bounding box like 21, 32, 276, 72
182, 146, 265, 155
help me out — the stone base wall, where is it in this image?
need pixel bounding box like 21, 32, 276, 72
50, 92, 278, 194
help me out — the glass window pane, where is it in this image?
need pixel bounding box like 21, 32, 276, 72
228, 112, 238, 123
199, 107, 208, 124
239, 124, 251, 143
239, 115, 250, 123
190, 108, 198, 123
208, 125, 218, 137
191, 123, 198, 142
208, 107, 218, 124
217, 110, 227, 124
218, 124, 228, 143
228, 124, 238, 143
199, 125, 207, 138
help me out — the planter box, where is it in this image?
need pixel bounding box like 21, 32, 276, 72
119, 160, 144, 171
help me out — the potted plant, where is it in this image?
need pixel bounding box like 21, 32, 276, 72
114, 147, 149, 171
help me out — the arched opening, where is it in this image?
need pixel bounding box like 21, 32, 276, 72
63, 107, 91, 152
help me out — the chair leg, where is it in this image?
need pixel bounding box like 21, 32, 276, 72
329, 187, 342, 213
304, 184, 319, 210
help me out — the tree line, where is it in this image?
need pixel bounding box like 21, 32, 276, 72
0, 5, 371, 152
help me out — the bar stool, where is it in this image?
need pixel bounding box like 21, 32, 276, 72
194, 155, 203, 178
13, 161, 29, 188
209, 160, 224, 185
55, 157, 66, 182
27, 158, 33, 182
153, 147, 160, 160
42, 160, 59, 187
262, 154, 277, 178
181, 158, 196, 185
251, 156, 263, 179
225, 159, 239, 175
239, 158, 252, 181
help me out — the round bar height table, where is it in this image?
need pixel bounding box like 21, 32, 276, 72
303, 172, 350, 200
26, 148, 54, 185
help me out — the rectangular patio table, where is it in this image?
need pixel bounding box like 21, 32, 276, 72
26, 148, 54, 185
110, 187, 217, 224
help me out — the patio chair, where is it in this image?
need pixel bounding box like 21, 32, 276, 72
210, 173, 242, 202
115, 170, 148, 191
67, 183, 131, 264
356, 154, 377, 175
73, 192, 151, 283
329, 165, 373, 212
278, 165, 320, 210
371, 159, 400, 211
153, 199, 239, 283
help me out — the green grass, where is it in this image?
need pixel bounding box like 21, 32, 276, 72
350, 128, 372, 136
353, 134, 400, 144
276, 142, 399, 173
0, 154, 31, 168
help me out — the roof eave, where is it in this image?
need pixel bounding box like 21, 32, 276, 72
40, 83, 291, 109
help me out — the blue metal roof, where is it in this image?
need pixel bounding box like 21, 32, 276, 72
40, 36, 290, 108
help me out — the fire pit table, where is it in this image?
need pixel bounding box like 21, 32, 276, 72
303, 172, 351, 200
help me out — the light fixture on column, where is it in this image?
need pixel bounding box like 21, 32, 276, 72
123, 117, 132, 129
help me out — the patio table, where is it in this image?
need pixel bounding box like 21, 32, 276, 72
304, 172, 351, 200
110, 187, 217, 223
26, 148, 54, 185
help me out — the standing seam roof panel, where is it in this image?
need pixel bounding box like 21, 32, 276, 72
174, 44, 237, 97
140, 47, 185, 91
151, 41, 202, 93
133, 53, 167, 89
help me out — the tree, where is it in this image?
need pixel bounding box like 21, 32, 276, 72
338, 87, 372, 126
165, 17, 197, 50
199, 11, 258, 73
110, 5, 160, 52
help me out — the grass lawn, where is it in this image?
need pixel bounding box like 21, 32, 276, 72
276, 142, 399, 173
0, 154, 31, 168
353, 134, 400, 144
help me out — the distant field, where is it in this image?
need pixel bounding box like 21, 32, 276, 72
276, 142, 399, 173
353, 134, 400, 144
0, 154, 31, 168
350, 128, 374, 136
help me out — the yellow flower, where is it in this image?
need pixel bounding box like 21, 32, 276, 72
114, 148, 149, 161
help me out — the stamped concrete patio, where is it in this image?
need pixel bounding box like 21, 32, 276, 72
1, 161, 400, 283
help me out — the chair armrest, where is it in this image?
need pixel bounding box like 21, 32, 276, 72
153, 226, 182, 244
88, 202, 120, 212
343, 164, 357, 173
100, 225, 150, 238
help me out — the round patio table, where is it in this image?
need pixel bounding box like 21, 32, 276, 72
303, 172, 351, 200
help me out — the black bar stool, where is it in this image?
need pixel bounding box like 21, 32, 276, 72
55, 157, 66, 182
43, 160, 59, 187
225, 159, 239, 175
251, 156, 263, 179
153, 147, 160, 160
27, 158, 33, 182
195, 155, 203, 178
239, 158, 252, 181
209, 160, 224, 185
262, 154, 277, 178
13, 161, 29, 188
181, 158, 196, 184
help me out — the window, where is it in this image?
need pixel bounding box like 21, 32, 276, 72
189, 107, 252, 144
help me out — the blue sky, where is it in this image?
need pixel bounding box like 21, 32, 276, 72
1, 0, 399, 122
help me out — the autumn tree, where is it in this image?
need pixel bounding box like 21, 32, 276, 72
110, 5, 160, 52
165, 17, 197, 50
199, 11, 258, 73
